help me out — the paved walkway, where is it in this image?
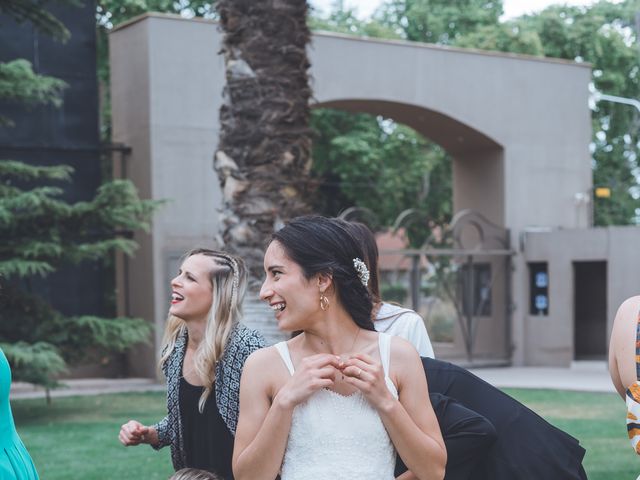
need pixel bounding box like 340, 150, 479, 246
11, 378, 165, 400
468, 365, 615, 394
10, 363, 616, 400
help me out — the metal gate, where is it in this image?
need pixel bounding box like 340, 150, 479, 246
346, 209, 514, 365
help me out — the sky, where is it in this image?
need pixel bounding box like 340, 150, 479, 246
309, 0, 617, 21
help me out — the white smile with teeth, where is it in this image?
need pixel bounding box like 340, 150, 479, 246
172, 293, 184, 301
271, 303, 286, 312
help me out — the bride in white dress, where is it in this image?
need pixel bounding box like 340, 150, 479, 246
233, 216, 446, 480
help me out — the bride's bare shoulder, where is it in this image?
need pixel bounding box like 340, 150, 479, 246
245, 344, 283, 367
389, 334, 420, 359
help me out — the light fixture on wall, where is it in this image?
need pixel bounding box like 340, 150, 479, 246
574, 191, 590, 228
573, 192, 590, 204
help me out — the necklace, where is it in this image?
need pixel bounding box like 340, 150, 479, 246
347, 327, 361, 354
340, 327, 361, 380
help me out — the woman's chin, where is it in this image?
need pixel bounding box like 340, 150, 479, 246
274, 313, 295, 332
168, 307, 188, 321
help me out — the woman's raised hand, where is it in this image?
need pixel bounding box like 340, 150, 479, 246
342, 353, 395, 411
119, 419, 150, 446
275, 354, 341, 410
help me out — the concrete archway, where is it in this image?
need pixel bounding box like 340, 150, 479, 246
307, 31, 591, 232
109, 14, 592, 373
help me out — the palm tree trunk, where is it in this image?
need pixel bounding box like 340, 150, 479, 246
215, 0, 313, 283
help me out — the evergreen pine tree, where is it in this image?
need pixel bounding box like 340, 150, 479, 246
0, 0, 159, 394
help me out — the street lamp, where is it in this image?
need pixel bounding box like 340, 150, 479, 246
591, 89, 640, 113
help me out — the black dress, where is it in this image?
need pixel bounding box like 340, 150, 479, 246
394, 392, 497, 480
422, 358, 588, 480
180, 377, 235, 479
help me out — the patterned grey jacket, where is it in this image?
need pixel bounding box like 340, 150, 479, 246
152, 323, 265, 470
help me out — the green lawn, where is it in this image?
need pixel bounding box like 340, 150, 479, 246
505, 389, 635, 480
12, 389, 636, 479
14, 392, 173, 479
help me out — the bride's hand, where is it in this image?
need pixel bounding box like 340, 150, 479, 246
342, 353, 395, 411
275, 353, 341, 410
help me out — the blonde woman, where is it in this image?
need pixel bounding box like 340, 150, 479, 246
119, 249, 265, 478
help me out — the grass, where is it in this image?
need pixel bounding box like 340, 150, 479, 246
12, 389, 637, 479
14, 392, 173, 479
504, 388, 636, 480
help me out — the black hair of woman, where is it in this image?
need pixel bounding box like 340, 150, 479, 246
345, 221, 381, 304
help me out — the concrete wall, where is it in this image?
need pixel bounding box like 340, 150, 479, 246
309, 32, 593, 232
523, 227, 640, 366
110, 15, 225, 376
110, 14, 593, 372
307, 32, 592, 364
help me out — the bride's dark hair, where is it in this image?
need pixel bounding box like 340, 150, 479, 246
271, 215, 375, 331
345, 222, 381, 305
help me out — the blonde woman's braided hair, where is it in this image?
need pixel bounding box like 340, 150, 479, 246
160, 248, 247, 412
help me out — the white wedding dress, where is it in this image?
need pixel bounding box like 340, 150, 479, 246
274, 333, 398, 480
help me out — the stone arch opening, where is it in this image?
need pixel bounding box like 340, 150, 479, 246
312, 99, 505, 228
310, 100, 509, 360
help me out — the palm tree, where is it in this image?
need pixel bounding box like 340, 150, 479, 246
215, 0, 314, 283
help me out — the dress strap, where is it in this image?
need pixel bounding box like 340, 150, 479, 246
275, 341, 295, 376
378, 333, 392, 378
636, 311, 640, 381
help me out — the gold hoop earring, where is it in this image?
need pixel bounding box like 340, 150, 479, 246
320, 293, 329, 311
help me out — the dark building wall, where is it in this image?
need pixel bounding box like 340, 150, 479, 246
0, 0, 99, 159
0, 1, 110, 324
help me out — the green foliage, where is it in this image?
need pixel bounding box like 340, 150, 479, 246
0, 160, 72, 181
0, 1, 160, 389
53, 316, 151, 357
454, 23, 544, 55
0, 60, 67, 127
0, 160, 158, 387
0, 342, 66, 388
0, 162, 157, 270
1, 284, 145, 379
376, 0, 504, 44
0, 0, 80, 41
96, 0, 217, 29
312, 0, 640, 227
311, 108, 452, 244
309, 1, 400, 39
